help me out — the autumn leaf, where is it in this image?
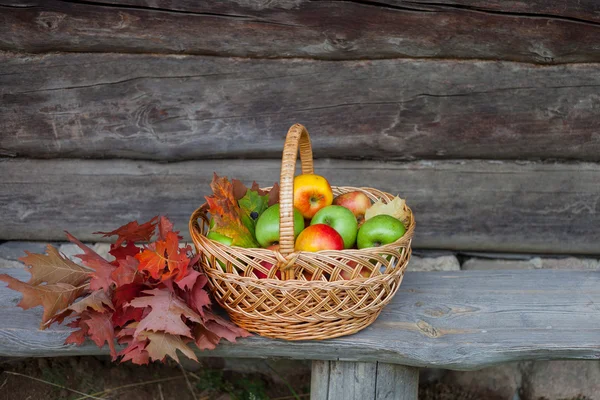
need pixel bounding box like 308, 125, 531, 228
157, 216, 183, 241
365, 196, 411, 226
18, 245, 91, 286
109, 242, 140, 260
135, 231, 189, 282
0, 275, 84, 328
175, 268, 202, 291
127, 288, 201, 338
118, 334, 150, 365
65, 318, 88, 346
187, 278, 211, 316
81, 311, 117, 359
238, 188, 269, 231
138, 331, 198, 363
268, 182, 280, 206
205, 311, 252, 343
206, 174, 259, 248
95, 216, 158, 247
111, 256, 139, 287
50, 289, 114, 326
66, 232, 115, 292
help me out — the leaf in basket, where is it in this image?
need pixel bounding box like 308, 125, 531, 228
238, 188, 269, 230
66, 232, 116, 292
0, 275, 85, 328
95, 216, 158, 247
135, 231, 189, 282
127, 288, 202, 338
232, 178, 248, 200
268, 182, 280, 206
365, 196, 410, 226
206, 174, 260, 248
137, 330, 198, 363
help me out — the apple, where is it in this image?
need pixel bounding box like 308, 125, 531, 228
293, 174, 334, 219
357, 215, 406, 249
206, 231, 233, 271
255, 244, 281, 279
310, 205, 358, 249
332, 191, 372, 223
255, 204, 304, 248
339, 260, 371, 280
295, 224, 344, 252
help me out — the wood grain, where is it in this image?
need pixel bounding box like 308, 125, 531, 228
327, 361, 377, 400
375, 364, 419, 400
2, 53, 600, 161
2, 266, 599, 370
2, 158, 600, 254
1, 0, 600, 63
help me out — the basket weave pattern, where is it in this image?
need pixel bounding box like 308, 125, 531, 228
189, 124, 415, 340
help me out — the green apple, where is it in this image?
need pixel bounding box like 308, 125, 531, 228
207, 231, 233, 246
255, 204, 305, 248
206, 231, 233, 271
310, 205, 358, 249
357, 215, 406, 249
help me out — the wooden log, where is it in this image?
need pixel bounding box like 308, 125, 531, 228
2, 266, 599, 370
311, 361, 418, 400
1, 0, 600, 63
1, 158, 600, 254
2, 53, 600, 162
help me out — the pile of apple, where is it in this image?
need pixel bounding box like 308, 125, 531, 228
206, 173, 407, 279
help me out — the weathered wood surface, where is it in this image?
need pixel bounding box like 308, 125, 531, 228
1, 0, 600, 63
311, 361, 419, 400
2, 53, 600, 161
375, 363, 419, 399
2, 158, 600, 254
2, 267, 599, 370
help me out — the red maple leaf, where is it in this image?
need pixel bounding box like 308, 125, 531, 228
111, 256, 139, 287
109, 242, 140, 260
175, 268, 202, 291
135, 231, 189, 282
95, 216, 158, 247
81, 311, 117, 360
127, 288, 201, 338
157, 216, 183, 241
65, 318, 89, 346
66, 232, 115, 292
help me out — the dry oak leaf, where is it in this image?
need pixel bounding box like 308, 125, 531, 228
66, 232, 115, 292
111, 256, 140, 287
138, 331, 198, 363
127, 288, 201, 338
50, 289, 114, 326
0, 275, 85, 328
135, 231, 189, 282
81, 311, 117, 359
365, 196, 411, 226
18, 245, 91, 286
95, 216, 158, 247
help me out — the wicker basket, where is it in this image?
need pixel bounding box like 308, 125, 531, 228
189, 124, 415, 340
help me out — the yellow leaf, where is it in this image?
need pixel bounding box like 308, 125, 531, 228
365, 196, 410, 226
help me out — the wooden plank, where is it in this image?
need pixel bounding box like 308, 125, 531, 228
2, 53, 600, 161
2, 267, 599, 370
311, 361, 331, 400
2, 158, 600, 254
327, 361, 377, 400
1, 0, 600, 63
375, 364, 419, 400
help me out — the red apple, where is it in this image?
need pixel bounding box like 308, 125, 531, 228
332, 191, 372, 223
294, 224, 344, 252
293, 174, 334, 219
255, 244, 281, 279
339, 260, 371, 280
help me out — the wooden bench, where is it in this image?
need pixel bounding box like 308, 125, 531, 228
2, 260, 599, 399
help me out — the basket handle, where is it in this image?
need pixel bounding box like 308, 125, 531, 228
279, 124, 314, 258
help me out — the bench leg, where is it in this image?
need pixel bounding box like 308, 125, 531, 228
311, 360, 419, 400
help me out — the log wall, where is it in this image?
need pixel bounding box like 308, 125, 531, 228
1, 0, 599, 255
